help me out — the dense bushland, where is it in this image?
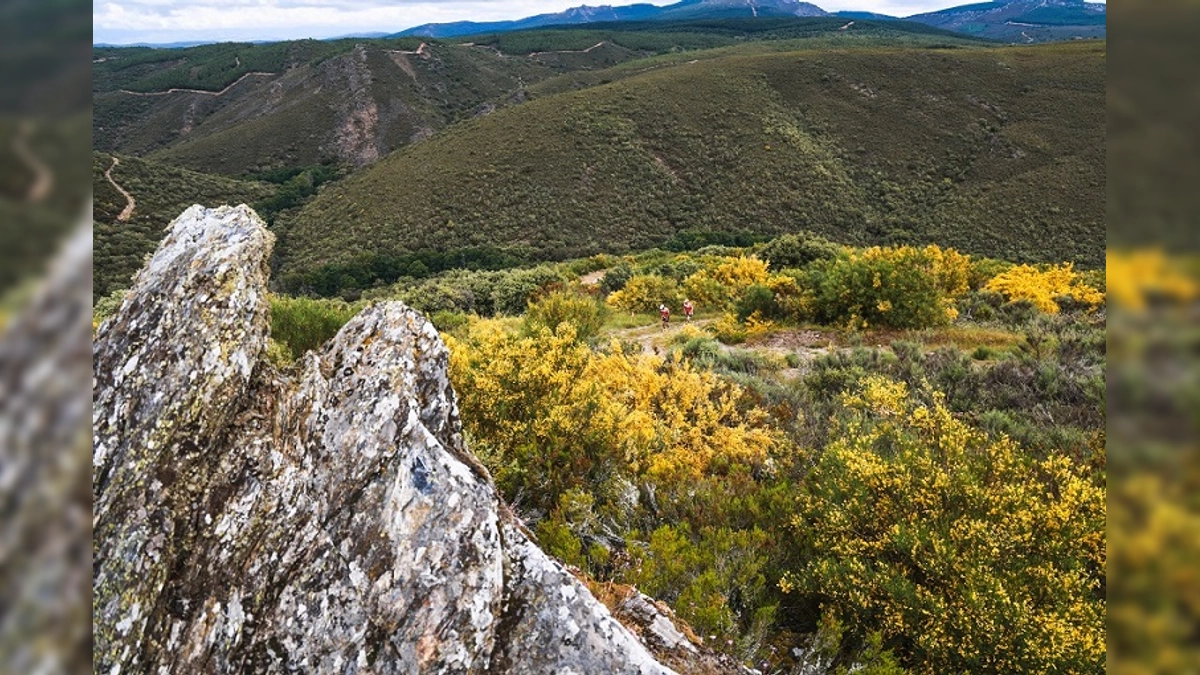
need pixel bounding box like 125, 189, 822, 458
255, 239, 1107, 673
92, 152, 279, 297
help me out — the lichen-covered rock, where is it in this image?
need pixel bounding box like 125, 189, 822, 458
92, 205, 676, 674
619, 592, 698, 656
608, 586, 760, 675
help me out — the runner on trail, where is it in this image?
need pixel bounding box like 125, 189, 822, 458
659, 303, 671, 330
683, 299, 694, 322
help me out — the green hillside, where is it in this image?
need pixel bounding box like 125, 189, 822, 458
92, 30, 740, 176
93, 152, 279, 296
93, 39, 558, 176
277, 41, 1104, 296
92, 18, 984, 179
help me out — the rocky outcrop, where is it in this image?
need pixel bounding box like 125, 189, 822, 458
607, 586, 759, 675
92, 205, 676, 674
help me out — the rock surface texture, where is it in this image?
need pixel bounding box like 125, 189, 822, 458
93, 205, 676, 674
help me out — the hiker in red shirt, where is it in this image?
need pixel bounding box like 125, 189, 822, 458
683, 299, 694, 322
659, 303, 671, 330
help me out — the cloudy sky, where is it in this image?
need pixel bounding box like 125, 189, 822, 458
93, 0, 1096, 45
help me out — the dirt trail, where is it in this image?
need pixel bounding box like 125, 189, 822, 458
529, 41, 609, 57
118, 71, 274, 97
12, 120, 52, 203
607, 318, 715, 355
747, 329, 841, 379
606, 320, 846, 380
386, 42, 428, 57
579, 270, 606, 286
105, 157, 136, 222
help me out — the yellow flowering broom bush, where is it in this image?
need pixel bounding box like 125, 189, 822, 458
1105, 248, 1197, 310
445, 318, 776, 511
782, 376, 1105, 673
984, 263, 1103, 313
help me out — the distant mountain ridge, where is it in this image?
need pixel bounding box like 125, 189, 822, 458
396, 0, 827, 38
905, 0, 1105, 41
396, 0, 1104, 42
94, 0, 1106, 46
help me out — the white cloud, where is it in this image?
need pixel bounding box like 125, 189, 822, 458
93, 0, 1105, 44
819, 0, 1104, 19
95, 0, 634, 42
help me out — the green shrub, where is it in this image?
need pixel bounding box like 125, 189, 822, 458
999, 298, 1038, 325
399, 280, 477, 315
269, 295, 361, 360
956, 289, 1005, 322
680, 338, 772, 376
967, 257, 1013, 290
626, 523, 776, 652
430, 310, 470, 333
535, 519, 587, 570
93, 288, 128, 325
600, 262, 634, 295
524, 290, 607, 342
798, 247, 951, 330
735, 284, 781, 322
493, 266, 568, 315
760, 231, 841, 270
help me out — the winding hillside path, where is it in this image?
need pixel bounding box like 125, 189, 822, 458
12, 120, 52, 203
104, 157, 136, 222
606, 318, 845, 381
528, 41, 610, 57
118, 70, 275, 97
385, 42, 428, 57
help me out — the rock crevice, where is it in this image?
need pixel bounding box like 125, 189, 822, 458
93, 205, 675, 674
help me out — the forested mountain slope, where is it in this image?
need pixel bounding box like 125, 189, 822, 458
93, 19, 982, 178
278, 41, 1104, 295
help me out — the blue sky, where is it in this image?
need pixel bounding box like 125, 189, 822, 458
94, 0, 1104, 45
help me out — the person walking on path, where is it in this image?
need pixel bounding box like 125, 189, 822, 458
683, 299, 694, 322
659, 303, 671, 330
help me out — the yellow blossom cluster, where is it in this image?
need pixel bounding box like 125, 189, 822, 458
605, 274, 682, 313
445, 318, 776, 508
1110, 472, 1200, 674
682, 256, 772, 309
783, 376, 1105, 673
984, 263, 1104, 313
1105, 249, 1197, 310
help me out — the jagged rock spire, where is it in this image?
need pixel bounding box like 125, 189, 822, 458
92, 205, 676, 674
